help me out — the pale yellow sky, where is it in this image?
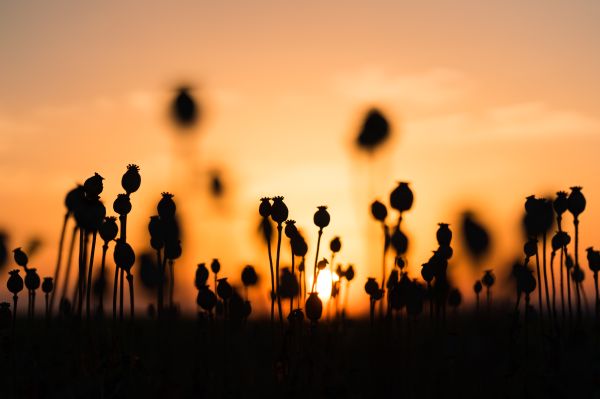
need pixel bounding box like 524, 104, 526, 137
1, 1, 600, 315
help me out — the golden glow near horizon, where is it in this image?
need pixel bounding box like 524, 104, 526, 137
1, 2, 600, 317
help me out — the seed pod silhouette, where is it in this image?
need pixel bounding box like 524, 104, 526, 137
365, 277, 379, 297
216, 278, 233, 300
474, 280, 482, 311
172, 87, 198, 127
448, 288, 462, 309
390, 182, 413, 214
0, 302, 11, 330
554, 191, 568, 217
317, 258, 328, 270
114, 240, 135, 273
13, 248, 28, 268
567, 187, 586, 218
421, 263, 434, 284
83, 173, 104, 199
197, 286, 217, 311
157, 193, 176, 220
305, 292, 323, 322
42, 277, 54, 294
65, 185, 86, 214
270, 197, 288, 224
437, 245, 453, 261
356, 108, 390, 152
113, 194, 132, 216
524, 239, 538, 258
460, 212, 491, 264
345, 265, 355, 281
195, 263, 209, 290
284, 220, 298, 239
291, 234, 308, 257
210, 258, 220, 275
314, 206, 330, 229
165, 239, 182, 261
330, 237, 341, 253
8, 269, 24, 294
99, 217, 119, 242
121, 164, 141, 195
371, 200, 388, 222
280, 268, 299, 299
24, 268, 40, 291
259, 197, 272, 218
436, 223, 452, 246
390, 226, 408, 255
241, 265, 258, 287
387, 269, 399, 289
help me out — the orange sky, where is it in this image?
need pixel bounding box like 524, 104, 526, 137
1, 1, 600, 316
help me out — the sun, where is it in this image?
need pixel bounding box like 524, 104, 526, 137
308, 269, 340, 301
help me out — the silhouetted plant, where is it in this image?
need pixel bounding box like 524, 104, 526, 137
24, 268, 40, 319
284, 220, 298, 310
586, 247, 600, 319
371, 199, 389, 318
342, 264, 355, 317
98, 216, 118, 316
365, 277, 382, 327
312, 206, 330, 293
195, 263, 209, 291
270, 196, 288, 327
460, 211, 491, 266
197, 285, 217, 315
568, 186, 586, 322
551, 231, 570, 322
473, 280, 482, 312
7, 269, 23, 328
305, 292, 323, 324
172, 86, 199, 127
259, 197, 276, 326
114, 239, 136, 319
482, 270, 495, 312
389, 182, 413, 223
241, 265, 258, 302
356, 108, 390, 152
41, 277, 53, 319
448, 288, 462, 314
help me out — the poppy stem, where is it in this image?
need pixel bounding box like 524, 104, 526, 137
99, 242, 109, 316
12, 294, 18, 335
312, 229, 323, 293
550, 251, 558, 323
566, 248, 573, 325
59, 226, 78, 313
534, 242, 544, 323
119, 268, 124, 321
49, 212, 69, 317
560, 245, 566, 324
112, 266, 119, 322
380, 224, 387, 320
31, 292, 35, 319
127, 273, 134, 319
264, 218, 275, 326
169, 260, 175, 309
275, 224, 283, 329
45, 293, 49, 320
574, 218, 582, 323
290, 252, 295, 315
85, 230, 98, 319
369, 298, 375, 328
156, 249, 163, 317
542, 233, 552, 324
594, 272, 599, 321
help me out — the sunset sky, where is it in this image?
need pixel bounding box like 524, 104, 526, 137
2, 1, 600, 315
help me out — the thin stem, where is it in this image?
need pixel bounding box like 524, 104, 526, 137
85, 231, 98, 319
264, 218, 275, 326
534, 242, 544, 321
99, 243, 109, 316
12, 295, 18, 335
112, 266, 119, 322
127, 273, 135, 319
574, 218, 582, 322
156, 249, 163, 316
50, 212, 69, 316
59, 226, 78, 312
312, 229, 323, 293
275, 224, 283, 329
169, 260, 175, 308
542, 234, 552, 323
290, 252, 295, 315
119, 268, 124, 321
550, 251, 557, 322
45, 293, 49, 320
594, 272, 599, 321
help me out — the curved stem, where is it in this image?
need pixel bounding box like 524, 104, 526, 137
264, 218, 275, 325
12, 295, 18, 335
50, 212, 69, 316
156, 249, 163, 316
534, 242, 544, 322
85, 230, 98, 319
550, 251, 557, 322
575, 218, 582, 322
59, 226, 78, 312
275, 224, 283, 328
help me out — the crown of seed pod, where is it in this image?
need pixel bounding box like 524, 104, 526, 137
122, 164, 141, 194
390, 226, 408, 255
284, 220, 298, 239
241, 265, 258, 287
157, 193, 176, 219
259, 197, 272, 218
370, 200, 387, 222
83, 173, 104, 198
330, 237, 341, 253
210, 258, 221, 274
195, 263, 209, 289
305, 292, 323, 322
554, 191, 568, 216
524, 195, 537, 214
482, 270, 495, 288
345, 265, 355, 281
314, 206, 330, 229
567, 186, 586, 218
473, 280, 482, 294
165, 240, 182, 260
99, 216, 119, 242
41, 277, 54, 294
7, 269, 24, 294
113, 194, 132, 216
390, 182, 413, 213
317, 258, 328, 270
24, 268, 40, 291
365, 277, 379, 296
114, 239, 135, 272
436, 223, 452, 247
13, 247, 28, 268
216, 278, 233, 300
196, 286, 217, 311
270, 196, 288, 224
65, 185, 86, 214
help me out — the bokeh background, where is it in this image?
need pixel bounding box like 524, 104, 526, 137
2, 0, 600, 316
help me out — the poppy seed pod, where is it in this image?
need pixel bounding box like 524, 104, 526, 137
24, 268, 40, 291
437, 245, 453, 261
345, 265, 355, 281
387, 269, 399, 289
565, 254, 574, 270
279, 268, 299, 298
259, 197, 272, 218
270, 196, 288, 224
113, 194, 132, 216
41, 277, 54, 294
121, 164, 141, 194
522, 270, 537, 294
370, 200, 387, 222
482, 270, 495, 288
172, 87, 198, 126
284, 220, 298, 239
13, 248, 28, 267
313, 206, 330, 229
390, 227, 408, 255
65, 185, 85, 214
554, 191, 568, 216
99, 216, 119, 242
524, 195, 537, 214
473, 280, 482, 294
396, 257, 405, 270
356, 108, 390, 151
390, 182, 413, 213
421, 263, 434, 283
7, 269, 24, 294
241, 265, 258, 287
436, 223, 452, 247
157, 193, 176, 219
195, 263, 209, 289
305, 292, 323, 322
330, 237, 341, 253
567, 186, 586, 218
164, 240, 182, 260
586, 248, 600, 273
448, 288, 462, 308
196, 286, 217, 310
216, 278, 233, 300
114, 240, 135, 272
365, 277, 379, 296
317, 258, 328, 270
524, 239, 538, 257
572, 266, 585, 283
552, 231, 570, 252
335, 265, 345, 279
210, 258, 221, 274
84, 172, 104, 199
291, 235, 308, 257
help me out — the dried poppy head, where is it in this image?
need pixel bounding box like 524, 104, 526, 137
305, 292, 323, 321
210, 258, 221, 274
64, 185, 86, 214
345, 265, 355, 281
7, 269, 24, 294
41, 277, 54, 294
270, 196, 288, 224
195, 263, 209, 289
284, 220, 298, 239
482, 270, 495, 288
317, 258, 328, 270
313, 206, 330, 229
100, 216, 119, 242
259, 197, 272, 218
389, 182, 413, 213
121, 164, 141, 195
24, 268, 40, 291
567, 186, 586, 218
473, 280, 482, 294
370, 200, 387, 222
553, 191, 568, 216
241, 265, 258, 287
364, 277, 379, 296
216, 278, 233, 300
114, 240, 136, 272
329, 236, 341, 253
113, 194, 132, 216
172, 87, 198, 127
83, 172, 104, 199
12, 247, 28, 268
356, 108, 390, 152
157, 192, 176, 219
436, 223, 452, 247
